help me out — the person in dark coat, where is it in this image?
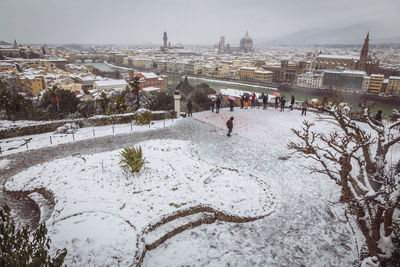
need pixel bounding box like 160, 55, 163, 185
229, 99, 234, 111
274, 96, 279, 109
263, 94, 268, 110
216, 97, 221, 113
375, 110, 382, 122
290, 95, 295, 110
301, 99, 309, 116
186, 100, 193, 117
211, 99, 215, 112
226, 116, 234, 137
280, 95, 286, 112
251, 93, 256, 108
240, 95, 244, 109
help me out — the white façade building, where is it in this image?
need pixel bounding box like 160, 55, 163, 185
296, 72, 324, 89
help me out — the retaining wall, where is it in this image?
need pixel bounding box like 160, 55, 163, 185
0, 111, 174, 139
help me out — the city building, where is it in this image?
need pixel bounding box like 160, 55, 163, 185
239, 67, 273, 83
367, 74, 385, 94
385, 76, 400, 96
362, 76, 370, 92
39, 59, 68, 70
316, 33, 379, 74
239, 67, 256, 80
137, 72, 168, 92
263, 60, 307, 83
17, 75, 45, 96
160, 32, 184, 52
296, 72, 324, 89
254, 70, 273, 83
322, 70, 366, 92
127, 70, 168, 92
93, 79, 128, 91
217, 31, 254, 54
239, 31, 254, 53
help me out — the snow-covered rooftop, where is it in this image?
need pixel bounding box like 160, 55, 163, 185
317, 54, 359, 60
93, 79, 127, 87
139, 72, 159, 79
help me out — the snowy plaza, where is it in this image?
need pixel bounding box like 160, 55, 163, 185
2, 107, 399, 266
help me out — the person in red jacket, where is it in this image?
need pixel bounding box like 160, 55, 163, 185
226, 117, 234, 137
251, 93, 256, 108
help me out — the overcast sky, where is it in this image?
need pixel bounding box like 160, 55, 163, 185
1, 0, 399, 45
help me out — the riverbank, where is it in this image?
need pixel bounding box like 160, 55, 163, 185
78, 62, 400, 115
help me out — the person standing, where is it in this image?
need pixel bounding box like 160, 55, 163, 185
290, 95, 295, 110
274, 96, 279, 109
263, 94, 268, 110
229, 99, 234, 111
280, 95, 286, 112
301, 99, 309, 116
226, 116, 234, 137
240, 95, 244, 109
244, 96, 249, 109
375, 110, 383, 121
251, 93, 256, 108
211, 99, 215, 113
186, 100, 193, 117
215, 97, 221, 113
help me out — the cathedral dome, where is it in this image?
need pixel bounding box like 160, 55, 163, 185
240, 31, 253, 52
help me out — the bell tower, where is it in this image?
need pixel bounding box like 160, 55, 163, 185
359, 32, 369, 71
163, 32, 168, 48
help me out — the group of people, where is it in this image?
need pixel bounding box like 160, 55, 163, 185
210, 97, 222, 113
186, 92, 311, 137
239, 93, 260, 109
224, 95, 310, 137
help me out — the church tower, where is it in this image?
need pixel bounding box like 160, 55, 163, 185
360, 32, 369, 60
358, 32, 369, 71
163, 32, 168, 48
13, 39, 19, 49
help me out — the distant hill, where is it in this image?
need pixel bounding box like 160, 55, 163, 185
0, 41, 12, 45
259, 24, 400, 46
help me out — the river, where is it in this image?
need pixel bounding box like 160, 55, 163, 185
80, 62, 400, 116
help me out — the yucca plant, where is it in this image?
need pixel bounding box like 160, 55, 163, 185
119, 145, 145, 173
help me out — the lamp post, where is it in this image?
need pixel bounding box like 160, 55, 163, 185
174, 90, 181, 118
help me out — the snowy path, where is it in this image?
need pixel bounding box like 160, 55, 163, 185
1, 108, 357, 266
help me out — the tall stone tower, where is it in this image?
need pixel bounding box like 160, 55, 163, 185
218, 36, 225, 54
359, 32, 369, 71
163, 32, 168, 48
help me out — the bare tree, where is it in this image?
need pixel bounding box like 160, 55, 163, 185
288, 99, 400, 265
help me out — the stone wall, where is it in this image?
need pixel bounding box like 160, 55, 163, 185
0, 111, 174, 139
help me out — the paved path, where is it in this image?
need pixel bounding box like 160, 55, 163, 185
0, 118, 356, 265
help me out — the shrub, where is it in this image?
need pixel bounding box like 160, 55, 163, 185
119, 145, 145, 173
134, 108, 152, 125
0, 204, 67, 266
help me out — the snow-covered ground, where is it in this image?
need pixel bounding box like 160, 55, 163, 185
5, 107, 395, 266
6, 139, 276, 265
0, 119, 176, 156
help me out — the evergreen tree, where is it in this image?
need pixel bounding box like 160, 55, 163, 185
175, 76, 194, 96
129, 75, 141, 111
41, 87, 80, 118
0, 204, 67, 266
